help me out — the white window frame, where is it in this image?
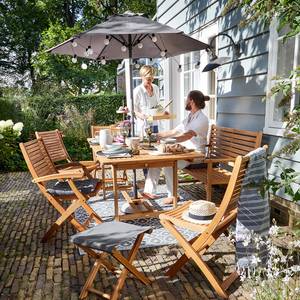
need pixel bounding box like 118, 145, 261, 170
264, 20, 299, 136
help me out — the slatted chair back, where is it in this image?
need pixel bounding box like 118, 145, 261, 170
20, 138, 57, 181
208, 125, 262, 159
91, 125, 121, 138
35, 130, 71, 163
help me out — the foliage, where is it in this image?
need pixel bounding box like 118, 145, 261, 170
262, 161, 300, 201
238, 224, 300, 300
0, 0, 48, 87
223, 0, 300, 39
21, 93, 125, 130
33, 22, 119, 95
58, 105, 94, 161
0, 0, 156, 92
0, 120, 26, 172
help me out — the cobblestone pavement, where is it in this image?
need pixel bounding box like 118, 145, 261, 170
0, 172, 252, 300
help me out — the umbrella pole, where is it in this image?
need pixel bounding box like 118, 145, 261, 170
128, 36, 138, 199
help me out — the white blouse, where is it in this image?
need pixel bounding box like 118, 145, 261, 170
133, 83, 160, 115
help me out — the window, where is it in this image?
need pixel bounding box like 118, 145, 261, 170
132, 58, 164, 101
264, 21, 300, 135
179, 24, 218, 122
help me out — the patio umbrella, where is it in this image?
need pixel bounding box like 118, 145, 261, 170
47, 11, 209, 198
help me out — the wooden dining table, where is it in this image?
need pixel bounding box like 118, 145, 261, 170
88, 139, 205, 221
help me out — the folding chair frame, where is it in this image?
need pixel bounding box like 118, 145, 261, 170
160, 155, 250, 299
75, 233, 150, 300
20, 139, 103, 242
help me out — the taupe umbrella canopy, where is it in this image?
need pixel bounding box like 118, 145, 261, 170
47, 12, 208, 60
47, 12, 208, 199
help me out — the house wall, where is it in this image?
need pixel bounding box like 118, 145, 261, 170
157, 0, 300, 201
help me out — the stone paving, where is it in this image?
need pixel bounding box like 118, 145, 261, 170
0, 172, 252, 300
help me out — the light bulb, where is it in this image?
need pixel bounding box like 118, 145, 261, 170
135, 63, 140, 68
71, 55, 77, 63
84, 49, 89, 57
104, 35, 110, 45
117, 63, 123, 69
137, 42, 143, 49
195, 62, 200, 69
72, 40, 77, 47
88, 47, 93, 55
101, 58, 106, 65
177, 65, 182, 72
121, 45, 127, 52
151, 34, 157, 43
81, 63, 87, 70
160, 50, 166, 57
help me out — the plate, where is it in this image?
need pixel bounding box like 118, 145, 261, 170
163, 138, 177, 144
102, 148, 129, 155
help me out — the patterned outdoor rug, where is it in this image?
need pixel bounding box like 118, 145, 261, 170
75, 185, 199, 251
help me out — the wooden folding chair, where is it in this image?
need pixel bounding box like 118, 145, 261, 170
160, 155, 250, 299
70, 222, 152, 300
20, 138, 103, 242
35, 129, 98, 178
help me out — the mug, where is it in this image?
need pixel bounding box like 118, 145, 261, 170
126, 137, 140, 150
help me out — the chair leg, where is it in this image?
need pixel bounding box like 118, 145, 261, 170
206, 183, 212, 202
162, 220, 228, 299
42, 197, 86, 242
78, 233, 150, 300
79, 259, 102, 299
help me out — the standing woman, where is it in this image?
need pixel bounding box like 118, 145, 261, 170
133, 65, 160, 139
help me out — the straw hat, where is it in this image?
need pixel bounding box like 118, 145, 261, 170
182, 200, 217, 224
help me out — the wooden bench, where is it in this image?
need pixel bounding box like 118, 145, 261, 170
183, 125, 262, 202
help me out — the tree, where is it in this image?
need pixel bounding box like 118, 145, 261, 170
0, 0, 48, 87
0, 0, 156, 92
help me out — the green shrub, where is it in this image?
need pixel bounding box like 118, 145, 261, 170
0, 92, 125, 171
58, 105, 94, 161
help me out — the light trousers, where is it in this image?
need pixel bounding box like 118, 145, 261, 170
144, 160, 190, 197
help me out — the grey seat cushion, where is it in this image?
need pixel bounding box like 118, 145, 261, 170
47, 178, 99, 196
70, 221, 153, 253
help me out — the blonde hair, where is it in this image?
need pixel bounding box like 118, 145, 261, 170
140, 65, 155, 78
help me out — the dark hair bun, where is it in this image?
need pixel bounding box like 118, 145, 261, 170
204, 95, 210, 101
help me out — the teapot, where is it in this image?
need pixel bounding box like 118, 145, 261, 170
98, 129, 113, 148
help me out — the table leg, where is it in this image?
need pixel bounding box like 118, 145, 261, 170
112, 165, 119, 221
173, 161, 178, 208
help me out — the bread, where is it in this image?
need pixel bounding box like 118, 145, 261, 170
159, 143, 187, 153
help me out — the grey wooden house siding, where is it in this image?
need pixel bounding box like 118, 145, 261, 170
157, 0, 299, 201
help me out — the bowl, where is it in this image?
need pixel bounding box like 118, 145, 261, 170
103, 144, 122, 151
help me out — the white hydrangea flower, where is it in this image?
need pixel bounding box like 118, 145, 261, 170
12, 122, 23, 132
0, 120, 5, 130
4, 119, 14, 128
0, 133, 3, 139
